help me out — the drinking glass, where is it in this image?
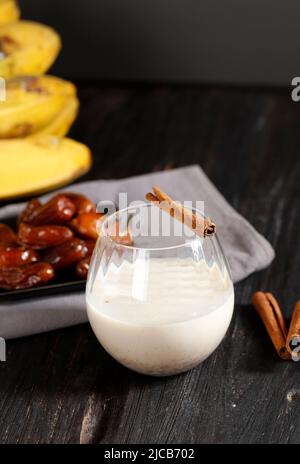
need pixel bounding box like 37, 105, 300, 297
86, 203, 234, 376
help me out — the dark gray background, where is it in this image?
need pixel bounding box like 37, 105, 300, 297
18, 1, 299, 85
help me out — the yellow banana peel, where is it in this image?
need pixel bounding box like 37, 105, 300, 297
0, 0, 20, 26
0, 75, 77, 138
0, 20, 61, 79
0, 136, 92, 199
32, 95, 79, 137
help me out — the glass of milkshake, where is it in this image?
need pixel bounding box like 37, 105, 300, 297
86, 203, 234, 376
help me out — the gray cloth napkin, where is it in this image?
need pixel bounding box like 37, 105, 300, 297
0, 164, 274, 339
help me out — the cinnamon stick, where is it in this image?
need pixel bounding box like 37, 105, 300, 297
286, 301, 300, 357
251, 291, 290, 360
145, 186, 216, 238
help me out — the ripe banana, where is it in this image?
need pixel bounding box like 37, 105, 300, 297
0, 0, 20, 26
32, 95, 79, 137
0, 136, 92, 199
0, 20, 61, 79
0, 75, 77, 138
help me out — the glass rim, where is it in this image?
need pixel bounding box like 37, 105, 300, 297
99, 202, 216, 252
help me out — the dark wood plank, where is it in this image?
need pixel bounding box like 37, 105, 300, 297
1, 84, 300, 444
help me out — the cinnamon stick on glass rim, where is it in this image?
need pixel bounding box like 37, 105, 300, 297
286, 300, 300, 356
251, 291, 291, 360
145, 186, 216, 238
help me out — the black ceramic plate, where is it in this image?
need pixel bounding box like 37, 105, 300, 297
0, 280, 86, 301
0, 214, 88, 301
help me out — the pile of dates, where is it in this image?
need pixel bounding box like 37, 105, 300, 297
0, 193, 132, 291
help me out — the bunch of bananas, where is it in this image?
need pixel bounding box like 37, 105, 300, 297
0, 0, 91, 199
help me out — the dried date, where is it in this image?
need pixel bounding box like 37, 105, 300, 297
0, 246, 39, 268
76, 257, 91, 279
61, 192, 96, 215
0, 224, 17, 247
84, 239, 96, 256
18, 199, 41, 225
43, 238, 88, 271
26, 195, 76, 226
71, 212, 104, 239
18, 223, 73, 249
0, 262, 54, 290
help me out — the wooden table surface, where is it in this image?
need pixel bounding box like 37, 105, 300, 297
0, 83, 300, 444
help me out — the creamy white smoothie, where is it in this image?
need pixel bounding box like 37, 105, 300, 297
86, 257, 234, 376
